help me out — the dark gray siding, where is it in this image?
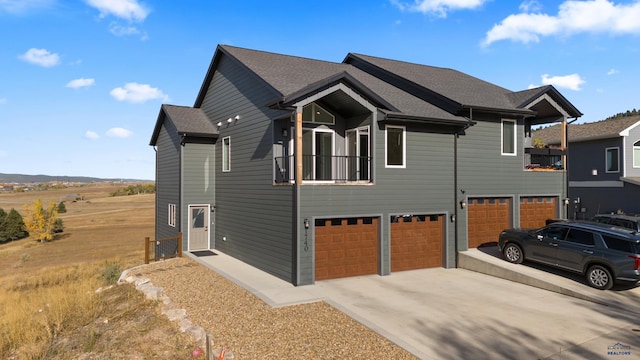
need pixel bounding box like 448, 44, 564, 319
569, 138, 623, 181
155, 123, 181, 241
182, 143, 216, 249
298, 119, 457, 284
456, 116, 565, 247
570, 182, 640, 218
199, 55, 295, 283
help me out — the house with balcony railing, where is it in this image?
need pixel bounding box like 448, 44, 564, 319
150, 45, 581, 286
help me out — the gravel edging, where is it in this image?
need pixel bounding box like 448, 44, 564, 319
120, 257, 418, 359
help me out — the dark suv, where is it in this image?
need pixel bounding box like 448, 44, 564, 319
591, 214, 640, 232
498, 221, 640, 290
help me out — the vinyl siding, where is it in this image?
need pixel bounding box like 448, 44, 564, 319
298, 119, 457, 284
182, 143, 216, 249
155, 123, 181, 242
199, 54, 295, 283
568, 138, 622, 181
456, 116, 565, 248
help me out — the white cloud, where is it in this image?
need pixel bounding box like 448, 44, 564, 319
110, 82, 168, 103
391, 0, 487, 17
106, 127, 133, 138
607, 68, 619, 75
18, 48, 60, 67
482, 0, 640, 46
85, 0, 150, 21
0, 0, 54, 14
66, 78, 95, 89
109, 23, 139, 36
541, 73, 585, 91
85, 130, 100, 139
519, 0, 542, 13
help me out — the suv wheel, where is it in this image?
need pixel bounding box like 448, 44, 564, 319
586, 265, 613, 290
503, 243, 523, 264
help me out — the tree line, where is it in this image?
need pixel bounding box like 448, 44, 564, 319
605, 108, 639, 120
0, 201, 65, 243
109, 183, 155, 197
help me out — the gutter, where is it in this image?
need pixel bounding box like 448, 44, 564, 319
454, 108, 475, 267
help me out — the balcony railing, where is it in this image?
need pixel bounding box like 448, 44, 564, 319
525, 147, 565, 170
274, 155, 372, 183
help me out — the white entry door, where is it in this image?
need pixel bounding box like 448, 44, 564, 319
189, 205, 209, 250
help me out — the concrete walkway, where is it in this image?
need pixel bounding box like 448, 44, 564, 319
187, 249, 640, 360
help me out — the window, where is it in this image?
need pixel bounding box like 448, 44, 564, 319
501, 120, 516, 155
302, 103, 335, 124
564, 229, 595, 246
346, 127, 370, 181
602, 235, 637, 253
222, 137, 230, 172
168, 204, 176, 227
606, 147, 619, 173
634, 140, 640, 168
385, 125, 405, 168
302, 128, 334, 181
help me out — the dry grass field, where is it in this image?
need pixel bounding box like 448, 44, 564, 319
0, 184, 197, 359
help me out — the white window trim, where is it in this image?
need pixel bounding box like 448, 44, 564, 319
605, 146, 620, 173
501, 119, 517, 156
385, 125, 406, 168
346, 126, 371, 182
168, 203, 176, 227
303, 127, 335, 183
222, 136, 231, 172
633, 140, 640, 168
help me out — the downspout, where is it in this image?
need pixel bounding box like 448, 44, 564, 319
565, 117, 579, 219
454, 108, 474, 267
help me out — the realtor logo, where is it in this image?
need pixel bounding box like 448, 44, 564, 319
608, 342, 631, 356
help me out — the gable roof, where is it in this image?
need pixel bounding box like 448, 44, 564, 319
533, 115, 640, 145
149, 104, 218, 145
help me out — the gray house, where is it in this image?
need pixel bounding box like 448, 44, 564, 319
149, 45, 582, 286
533, 115, 640, 219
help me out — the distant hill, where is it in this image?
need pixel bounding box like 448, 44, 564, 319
0, 173, 152, 183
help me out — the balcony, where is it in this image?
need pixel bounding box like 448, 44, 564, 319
274, 155, 372, 183
525, 147, 565, 171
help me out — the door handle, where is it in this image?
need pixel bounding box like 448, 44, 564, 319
549, 242, 558, 247
583, 250, 593, 254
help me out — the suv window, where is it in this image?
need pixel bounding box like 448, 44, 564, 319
602, 234, 639, 253
565, 229, 595, 246
538, 226, 568, 240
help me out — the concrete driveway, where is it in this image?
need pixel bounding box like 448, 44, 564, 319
189, 250, 640, 359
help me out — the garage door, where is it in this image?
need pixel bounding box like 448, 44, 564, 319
391, 214, 444, 272
520, 196, 558, 228
467, 197, 512, 248
315, 217, 378, 281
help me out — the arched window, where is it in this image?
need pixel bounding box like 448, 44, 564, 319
634, 140, 640, 168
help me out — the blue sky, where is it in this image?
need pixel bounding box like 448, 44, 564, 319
1, 0, 639, 180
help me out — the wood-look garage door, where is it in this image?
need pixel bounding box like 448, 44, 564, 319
467, 197, 512, 248
315, 217, 378, 281
520, 196, 558, 228
391, 214, 444, 272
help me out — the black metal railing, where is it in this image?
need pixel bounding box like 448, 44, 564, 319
524, 147, 565, 170
274, 155, 372, 183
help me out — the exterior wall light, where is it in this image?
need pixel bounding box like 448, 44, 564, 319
460, 199, 467, 209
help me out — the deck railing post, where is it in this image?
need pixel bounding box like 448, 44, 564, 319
144, 236, 150, 264
177, 232, 183, 258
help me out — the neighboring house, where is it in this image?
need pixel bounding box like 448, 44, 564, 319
149, 45, 581, 286
533, 115, 640, 219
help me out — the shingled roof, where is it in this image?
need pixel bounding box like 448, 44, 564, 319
149, 104, 217, 145
533, 115, 640, 145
